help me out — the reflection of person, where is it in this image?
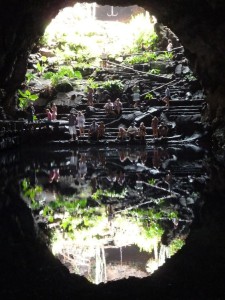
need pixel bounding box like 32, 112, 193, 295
140, 150, 147, 165
152, 147, 161, 169
49, 168, 60, 183
127, 149, 140, 164
78, 154, 87, 180
117, 170, 125, 186
165, 170, 172, 191
70, 150, 78, 178
117, 126, 127, 141
118, 148, 128, 162
68, 111, 77, 141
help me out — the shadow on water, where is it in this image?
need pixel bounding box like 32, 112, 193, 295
1, 144, 208, 285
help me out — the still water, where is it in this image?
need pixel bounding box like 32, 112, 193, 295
14, 144, 206, 284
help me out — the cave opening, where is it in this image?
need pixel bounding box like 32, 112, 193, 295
2, 1, 225, 299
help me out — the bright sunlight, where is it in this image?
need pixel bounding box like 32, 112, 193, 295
43, 3, 157, 64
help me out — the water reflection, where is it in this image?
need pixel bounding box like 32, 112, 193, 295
19, 145, 206, 284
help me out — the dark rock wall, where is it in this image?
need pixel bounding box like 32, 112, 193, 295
1, 0, 225, 128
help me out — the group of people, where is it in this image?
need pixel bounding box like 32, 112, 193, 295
45, 103, 58, 121
117, 122, 146, 142
104, 98, 123, 116
68, 110, 86, 141
151, 116, 169, 138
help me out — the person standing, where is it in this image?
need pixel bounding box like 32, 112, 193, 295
127, 123, 138, 141
166, 39, 173, 52
45, 108, 52, 121
27, 103, 35, 123
113, 98, 123, 115
76, 111, 85, 136
98, 121, 105, 139
132, 84, 140, 108
138, 122, 146, 141
104, 99, 114, 115
87, 87, 94, 107
68, 111, 77, 141
101, 48, 108, 68
88, 119, 99, 141
151, 116, 159, 138
51, 103, 57, 120
162, 86, 171, 109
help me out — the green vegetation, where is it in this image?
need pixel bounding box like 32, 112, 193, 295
18, 89, 39, 109
145, 93, 154, 100
101, 80, 124, 96
92, 188, 127, 200
44, 66, 82, 87
36, 56, 48, 74
169, 238, 185, 256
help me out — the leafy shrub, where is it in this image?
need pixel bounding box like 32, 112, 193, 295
44, 67, 82, 86
101, 80, 124, 95
18, 89, 39, 109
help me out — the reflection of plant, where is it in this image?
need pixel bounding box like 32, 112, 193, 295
18, 89, 38, 109
21, 178, 42, 210
92, 188, 127, 200
169, 238, 185, 256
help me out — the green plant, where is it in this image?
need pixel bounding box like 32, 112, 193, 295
145, 93, 154, 100
156, 52, 173, 61
148, 178, 156, 185
169, 238, 185, 256
86, 78, 99, 90
101, 80, 124, 95
148, 68, 160, 75
25, 72, 38, 84
36, 56, 47, 74
44, 67, 82, 87
18, 89, 38, 109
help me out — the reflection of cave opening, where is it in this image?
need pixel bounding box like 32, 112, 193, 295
20, 146, 204, 284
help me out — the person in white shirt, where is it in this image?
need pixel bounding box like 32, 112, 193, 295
76, 111, 85, 136
166, 39, 173, 52
104, 99, 114, 115
127, 123, 138, 141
